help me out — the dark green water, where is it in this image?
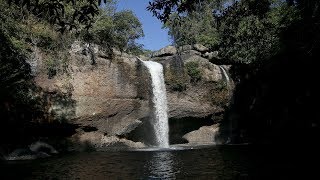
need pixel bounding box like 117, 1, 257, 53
1, 145, 318, 179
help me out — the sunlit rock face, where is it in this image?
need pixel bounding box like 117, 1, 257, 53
31, 41, 152, 149
28, 42, 232, 148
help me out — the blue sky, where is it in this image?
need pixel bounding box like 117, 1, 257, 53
116, 0, 171, 51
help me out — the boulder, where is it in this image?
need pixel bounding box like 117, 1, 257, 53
178, 45, 193, 52
183, 55, 223, 82
180, 50, 201, 56
5, 141, 58, 160
203, 51, 219, 60
193, 44, 209, 53
72, 131, 145, 151
29, 141, 58, 154
167, 89, 222, 119
183, 124, 220, 144
152, 45, 177, 57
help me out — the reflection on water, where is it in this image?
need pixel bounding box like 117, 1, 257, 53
146, 152, 176, 179
1, 145, 319, 179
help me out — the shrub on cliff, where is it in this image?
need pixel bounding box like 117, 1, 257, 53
185, 61, 202, 83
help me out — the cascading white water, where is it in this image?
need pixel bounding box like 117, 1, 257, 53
142, 60, 169, 148
220, 66, 230, 85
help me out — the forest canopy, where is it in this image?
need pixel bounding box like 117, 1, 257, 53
148, 0, 319, 66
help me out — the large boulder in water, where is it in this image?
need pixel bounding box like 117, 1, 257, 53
29, 141, 58, 154
70, 131, 145, 151
183, 124, 220, 144
5, 141, 58, 160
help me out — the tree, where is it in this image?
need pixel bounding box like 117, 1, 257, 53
82, 8, 144, 55
147, 0, 203, 23
218, 0, 299, 64
149, 0, 300, 65
164, 0, 221, 49
5, 0, 107, 32
113, 10, 144, 52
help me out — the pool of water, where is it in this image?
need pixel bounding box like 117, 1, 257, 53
1, 145, 319, 179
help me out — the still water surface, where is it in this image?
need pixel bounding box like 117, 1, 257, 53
1, 145, 318, 179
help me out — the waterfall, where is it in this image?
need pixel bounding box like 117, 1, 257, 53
142, 60, 169, 148
220, 66, 230, 85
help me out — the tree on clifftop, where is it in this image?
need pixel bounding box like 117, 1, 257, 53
5, 0, 110, 32
148, 0, 311, 65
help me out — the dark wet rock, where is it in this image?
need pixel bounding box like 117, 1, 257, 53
29, 141, 58, 154
5, 142, 58, 160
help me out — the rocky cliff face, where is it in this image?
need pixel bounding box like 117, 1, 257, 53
150, 44, 232, 144
151, 47, 227, 119
29, 42, 232, 149
29, 42, 152, 149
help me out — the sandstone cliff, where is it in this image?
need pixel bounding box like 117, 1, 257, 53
28, 42, 232, 148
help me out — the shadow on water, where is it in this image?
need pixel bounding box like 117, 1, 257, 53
2, 144, 319, 179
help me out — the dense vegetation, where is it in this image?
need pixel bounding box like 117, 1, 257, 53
163, 1, 220, 49
155, 0, 300, 64
149, 0, 320, 144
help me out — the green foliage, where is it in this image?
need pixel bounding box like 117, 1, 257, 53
164, 1, 221, 49
113, 10, 144, 51
0, 31, 31, 104
164, 68, 187, 92
6, 0, 103, 32
1, 0, 76, 53
82, 8, 145, 55
83, 10, 114, 55
185, 61, 202, 83
1, 0, 145, 78
10, 37, 31, 54
45, 56, 58, 79
147, 0, 222, 23
210, 80, 229, 107
171, 80, 187, 92
219, 0, 300, 64
0, 1, 27, 51
150, 0, 301, 66
126, 43, 144, 56
43, 51, 71, 78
